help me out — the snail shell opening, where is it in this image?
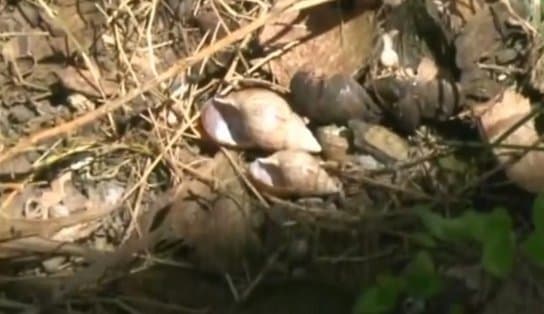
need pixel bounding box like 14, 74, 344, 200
200, 98, 254, 148
248, 150, 341, 196
248, 157, 285, 188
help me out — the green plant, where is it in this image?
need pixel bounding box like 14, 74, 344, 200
353, 194, 544, 314
522, 194, 544, 267
352, 251, 442, 314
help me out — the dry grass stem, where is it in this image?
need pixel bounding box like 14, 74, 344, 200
0, 0, 302, 166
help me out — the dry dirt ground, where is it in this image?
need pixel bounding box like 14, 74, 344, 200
0, 0, 543, 313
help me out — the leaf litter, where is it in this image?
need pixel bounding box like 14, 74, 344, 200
0, 0, 543, 313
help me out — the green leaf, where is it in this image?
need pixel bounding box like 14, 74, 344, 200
415, 207, 479, 242
415, 206, 461, 241
533, 194, 544, 231
487, 207, 512, 231
480, 209, 514, 278
352, 275, 404, 314
522, 196, 544, 268
481, 233, 514, 278
404, 251, 443, 299
415, 206, 446, 239
448, 304, 465, 314
406, 251, 435, 274
522, 231, 544, 268
459, 211, 487, 242
410, 232, 437, 248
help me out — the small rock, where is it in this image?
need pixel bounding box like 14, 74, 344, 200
42, 256, 67, 273
348, 119, 410, 163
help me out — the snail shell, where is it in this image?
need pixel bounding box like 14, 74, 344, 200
476, 90, 544, 193
315, 125, 350, 162
290, 71, 383, 125
200, 97, 253, 148
348, 119, 409, 163
248, 150, 341, 197
200, 88, 321, 152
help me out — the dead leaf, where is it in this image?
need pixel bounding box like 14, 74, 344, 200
51, 219, 100, 242
54, 66, 119, 98
0, 3, 54, 62
1, 34, 54, 63
0, 155, 33, 177
0, 201, 119, 242
189, 8, 240, 80
47, 188, 180, 302
530, 52, 544, 94
166, 151, 263, 272
444, 0, 486, 32
258, 3, 377, 86
0, 237, 105, 260
39, 172, 71, 211
30, 0, 105, 55
477, 90, 544, 193
0, 171, 115, 247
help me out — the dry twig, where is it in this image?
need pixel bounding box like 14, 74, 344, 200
0, 0, 322, 167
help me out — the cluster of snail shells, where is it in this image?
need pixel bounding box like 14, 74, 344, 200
200, 87, 341, 197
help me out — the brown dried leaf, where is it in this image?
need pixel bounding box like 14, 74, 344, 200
0, 237, 103, 260
54, 66, 119, 98
0, 155, 33, 177
258, 3, 377, 86
51, 219, 100, 242
477, 90, 544, 193
39, 172, 71, 210
0, 171, 111, 246
0, 202, 119, 242
530, 52, 544, 94
1, 34, 55, 63
0, 3, 53, 62
446, 0, 486, 32
33, 0, 105, 53
166, 151, 263, 272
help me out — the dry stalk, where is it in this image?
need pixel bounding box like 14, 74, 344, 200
145, 0, 161, 79
220, 147, 268, 207
0, 0, 322, 167
121, 158, 151, 244
118, 111, 201, 205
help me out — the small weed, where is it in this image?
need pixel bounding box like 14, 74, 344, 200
353, 194, 544, 314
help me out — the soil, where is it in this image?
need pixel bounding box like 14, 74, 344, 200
0, 0, 543, 313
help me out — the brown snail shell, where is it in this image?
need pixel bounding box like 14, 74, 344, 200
315, 125, 350, 162
348, 119, 409, 163
200, 88, 321, 152
248, 150, 341, 197
289, 70, 383, 125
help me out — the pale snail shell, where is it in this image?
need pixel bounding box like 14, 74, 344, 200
200, 88, 321, 152
248, 150, 341, 196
